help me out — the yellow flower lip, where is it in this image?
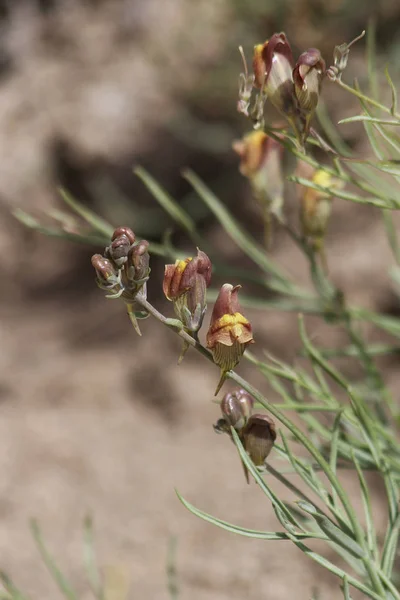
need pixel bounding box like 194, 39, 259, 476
214, 312, 250, 331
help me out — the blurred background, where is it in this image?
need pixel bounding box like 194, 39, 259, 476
1, 1, 400, 598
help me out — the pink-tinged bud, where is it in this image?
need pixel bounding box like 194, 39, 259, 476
91, 254, 121, 297
106, 227, 140, 270
242, 414, 276, 482
220, 389, 254, 431
112, 227, 136, 244
293, 48, 325, 114
207, 284, 254, 394
163, 249, 212, 333
91, 254, 117, 283
128, 240, 150, 281
252, 33, 295, 116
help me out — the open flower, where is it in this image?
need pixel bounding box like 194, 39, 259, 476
207, 284, 254, 394
163, 249, 212, 333
233, 130, 284, 246
293, 49, 325, 140
252, 32, 295, 116
296, 163, 342, 267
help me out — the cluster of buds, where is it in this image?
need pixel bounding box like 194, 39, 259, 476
214, 389, 276, 483
91, 226, 151, 334
206, 284, 254, 394
233, 130, 284, 246
239, 32, 325, 145
296, 162, 342, 268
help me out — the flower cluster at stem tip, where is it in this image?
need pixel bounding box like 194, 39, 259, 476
91, 229, 254, 396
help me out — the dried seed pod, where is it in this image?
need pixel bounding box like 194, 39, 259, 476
242, 413, 276, 468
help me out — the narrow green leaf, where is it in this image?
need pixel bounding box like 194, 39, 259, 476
58, 188, 114, 237
30, 520, 78, 600
297, 501, 365, 559
134, 166, 196, 235
13, 209, 109, 246
342, 575, 352, 600
289, 175, 397, 209
339, 115, 400, 126
351, 452, 377, 560
83, 515, 104, 600
0, 573, 30, 600
298, 316, 348, 390
285, 538, 382, 600
230, 428, 304, 531
175, 491, 320, 540
182, 169, 300, 293
381, 510, 400, 576
329, 410, 344, 510
385, 67, 398, 117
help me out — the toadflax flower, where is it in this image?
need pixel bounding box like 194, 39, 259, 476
207, 284, 254, 395
238, 32, 326, 145
163, 249, 212, 333
253, 32, 295, 117
296, 163, 342, 269
232, 130, 284, 246
293, 49, 326, 140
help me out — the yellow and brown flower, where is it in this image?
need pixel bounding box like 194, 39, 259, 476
163, 249, 212, 333
207, 284, 254, 393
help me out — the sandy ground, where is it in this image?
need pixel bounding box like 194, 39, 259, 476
0, 2, 399, 599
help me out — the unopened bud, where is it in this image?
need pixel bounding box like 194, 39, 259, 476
112, 227, 136, 244
91, 254, 118, 285
220, 388, 254, 430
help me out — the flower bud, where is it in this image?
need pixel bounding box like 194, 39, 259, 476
128, 240, 150, 282
107, 234, 133, 267
235, 389, 254, 421
163, 249, 212, 333
112, 227, 136, 244
207, 284, 254, 394
252, 33, 295, 116
293, 49, 325, 114
242, 413, 276, 477
91, 254, 119, 288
